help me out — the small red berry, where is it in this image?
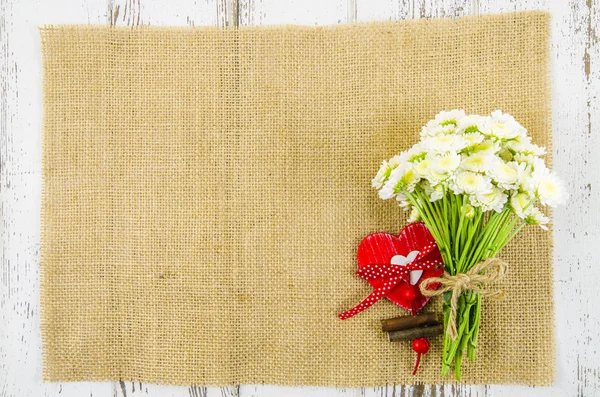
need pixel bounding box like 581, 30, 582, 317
412, 338, 430, 354
401, 285, 419, 302
411, 338, 430, 375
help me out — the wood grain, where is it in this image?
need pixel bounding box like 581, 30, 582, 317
1, 0, 598, 396
388, 324, 444, 342
382, 313, 440, 332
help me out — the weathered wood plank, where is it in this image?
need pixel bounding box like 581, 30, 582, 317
356, 0, 471, 21
108, 0, 227, 27
414, 0, 472, 17
355, 0, 412, 22
477, 2, 600, 397
477, 0, 548, 14
0, 1, 114, 397
239, 0, 348, 25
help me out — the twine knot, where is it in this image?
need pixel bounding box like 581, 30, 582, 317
419, 258, 508, 340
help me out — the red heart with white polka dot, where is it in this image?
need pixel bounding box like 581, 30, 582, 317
338, 222, 444, 320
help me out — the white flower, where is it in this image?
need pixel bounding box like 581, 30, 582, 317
462, 132, 485, 148
510, 192, 533, 218
487, 158, 520, 189
421, 124, 455, 138
520, 175, 536, 195
378, 184, 395, 200
460, 153, 492, 173
388, 154, 403, 167
426, 110, 466, 128
514, 153, 540, 167
507, 136, 546, 156
373, 110, 567, 217
491, 110, 527, 136
471, 187, 508, 213
422, 134, 469, 154
388, 155, 402, 164
525, 207, 550, 230
400, 143, 427, 163
434, 152, 461, 173
457, 115, 487, 134
480, 110, 526, 140
420, 126, 433, 137
471, 140, 500, 155
372, 155, 404, 189
414, 158, 434, 182
372, 160, 390, 189
424, 182, 445, 202
430, 152, 461, 183
503, 161, 530, 191
408, 206, 421, 223
480, 121, 518, 140
513, 157, 543, 194
532, 167, 569, 207
396, 192, 409, 207
402, 169, 420, 193
380, 162, 420, 197
378, 164, 401, 199
397, 149, 411, 163
450, 171, 493, 195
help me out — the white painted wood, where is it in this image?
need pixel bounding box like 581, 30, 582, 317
238, 0, 348, 26
478, 0, 549, 13
1, 0, 599, 396
487, 1, 600, 397
107, 0, 229, 27
0, 1, 113, 396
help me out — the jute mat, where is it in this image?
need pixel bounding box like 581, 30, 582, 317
40, 11, 554, 386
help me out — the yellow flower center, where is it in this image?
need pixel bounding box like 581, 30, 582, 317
459, 173, 478, 187
539, 180, 556, 195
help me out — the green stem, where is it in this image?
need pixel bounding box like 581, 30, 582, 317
465, 209, 509, 268
403, 188, 529, 379
457, 211, 483, 273
493, 221, 526, 256
454, 196, 466, 265
467, 293, 481, 361
409, 188, 454, 272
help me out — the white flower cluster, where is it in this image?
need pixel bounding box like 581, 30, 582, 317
373, 110, 568, 229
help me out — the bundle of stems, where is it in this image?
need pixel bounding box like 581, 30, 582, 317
372, 110, 567, 377
404, 185, 528, 379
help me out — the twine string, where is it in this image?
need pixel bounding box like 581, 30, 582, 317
419, 258, 508, 340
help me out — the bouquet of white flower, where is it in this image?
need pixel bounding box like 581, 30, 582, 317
372, 110, 567, 379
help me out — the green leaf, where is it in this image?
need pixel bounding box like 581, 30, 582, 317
443, 291, 452, 303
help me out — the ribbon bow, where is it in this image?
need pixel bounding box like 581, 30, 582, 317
338, 252, 442, 320
419, 257, 507, 340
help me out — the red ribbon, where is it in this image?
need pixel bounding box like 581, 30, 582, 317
337, 255, 441, 320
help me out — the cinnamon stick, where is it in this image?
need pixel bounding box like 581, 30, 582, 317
387, 324, 443, 342
381, 313, 439, 332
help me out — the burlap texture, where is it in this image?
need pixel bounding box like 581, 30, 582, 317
40, 11, 554, 386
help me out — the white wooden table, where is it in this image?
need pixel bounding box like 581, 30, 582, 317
1, 0, 598, 396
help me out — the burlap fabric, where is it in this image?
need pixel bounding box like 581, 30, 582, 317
40, 11, 554, 386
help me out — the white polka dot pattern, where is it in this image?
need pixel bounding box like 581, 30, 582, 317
338, 259, 442, 320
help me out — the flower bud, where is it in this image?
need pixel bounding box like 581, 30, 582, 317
464, 204, 475, 219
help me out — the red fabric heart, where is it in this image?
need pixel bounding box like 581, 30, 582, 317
338, 222, 444, 320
